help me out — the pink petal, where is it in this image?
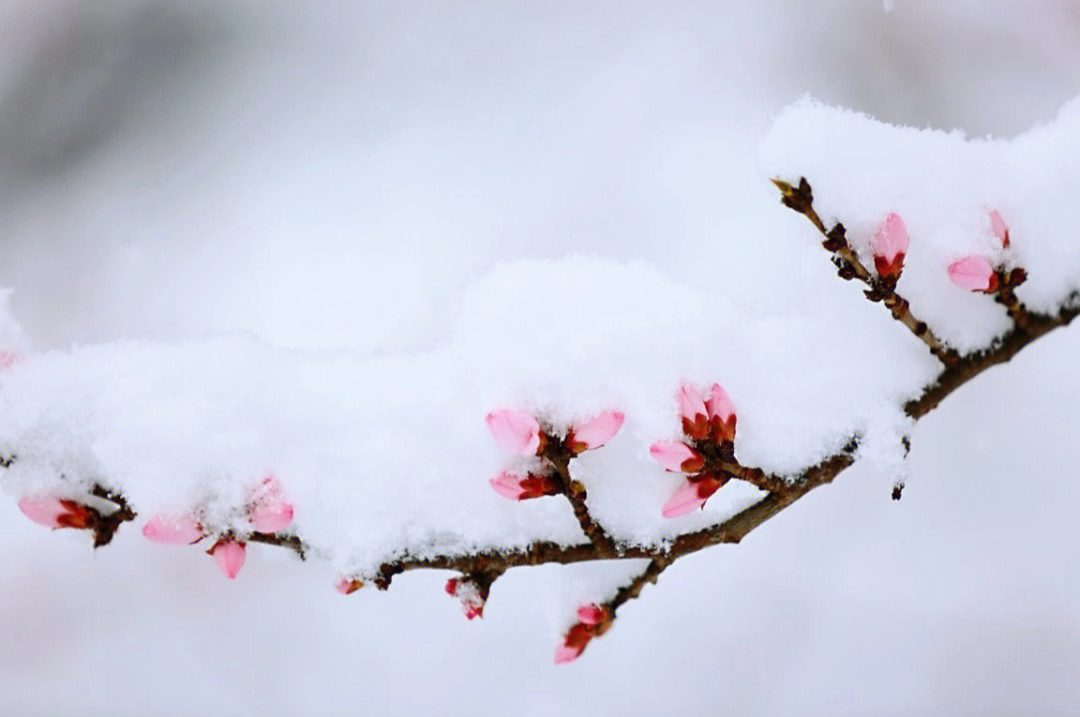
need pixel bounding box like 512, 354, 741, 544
678, 383, 710, 440
489, 471, 526, 500
336, 577, 363, 595
649, 441, 704, 473
705, 384, 735, 422
576, 604, 608, 625
17, 496, 67, 528
873, 212, 909, 265
142, 513, 204, 545
989, 209, 1010, 248
947, 256, 997, 292
662, 480, 709, 518
249, 502, 294, 533
554, 644, 584, 665
210, 539, 246, 579
485, 409, 542, 455
678, 383, 707, 423
569, 410, 625, 451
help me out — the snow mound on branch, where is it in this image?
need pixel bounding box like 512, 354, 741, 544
761, 96, 1080, 352
4, 96, 1079, 576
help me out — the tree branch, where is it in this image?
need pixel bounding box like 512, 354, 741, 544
7, 177, 1077, 663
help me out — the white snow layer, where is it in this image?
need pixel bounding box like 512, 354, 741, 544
3, 98, 1079, 577
761, 96, 1080, 352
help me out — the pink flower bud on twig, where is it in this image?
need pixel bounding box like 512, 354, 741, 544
336, 577, 364, 595
649, 441, 704, 473
18, 496, 95, 530
247, 475, 294, 534
661, 474, 728, 518
142, 513, 204, 545
947, 256, 999, 292
576, 603, 609, 625
488, 471, 559, 501
678, 383, 710, 440
872, 212, 908, 280
209, 539, 246, 579
445, 577, 485, 620
554, 622, 596, 664
704, 383, 737, 444
565, 410, 624, 453
485, 409, 544, 455
988, 209, 1010, 248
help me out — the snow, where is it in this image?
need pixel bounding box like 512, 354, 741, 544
0, 237, 947, 575
3, 2, 1080, 715
3, 91, 1079, 580
761, 96, 1080, 352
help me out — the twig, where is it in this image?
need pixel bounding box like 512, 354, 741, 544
772, 177, 961, 367
544, 444, 618, 556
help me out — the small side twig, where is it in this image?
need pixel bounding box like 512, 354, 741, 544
544, 442, 618, 556
773, 177, 961, 367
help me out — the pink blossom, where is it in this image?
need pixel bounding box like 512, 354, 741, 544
947, 256, 998, 292
209, 539, 246, 579
576, 603, 609, 625
445, 577, 485, 619
142, 513, 204, 545
485, 409, 543, 455
872, 212, 908, 280
554, 623, 595, 665
989, 209, 1010, 248
678, 383, 710, 440
662, 475, 727, 518
566, 410, 625, 453
336, 577, 364, 595
488, 471, 559, 501
17, 496, 94, 530
249, 503, 294, 533
247, 475, 294, 533
649, 441, 704, 473
705, 383, 737, 444
554, 643, 583, 664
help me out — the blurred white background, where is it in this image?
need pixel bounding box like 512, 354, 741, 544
1, 2, 1079, 715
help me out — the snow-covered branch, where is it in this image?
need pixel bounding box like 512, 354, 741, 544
4, 98, 1080, 663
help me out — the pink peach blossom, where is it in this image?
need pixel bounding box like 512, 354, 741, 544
566, 410, 625, 453
989, 209, 1010, 248
872, 212, 908, 280
554, 623, 595, 665
488, 471, 559, 501
142, 513, 204, 545
662, 475, 727, 518
209, 539, 246, 579
948, 256, 998, 292
576, 604, 609, 625
247, 475, 294, 533
678, 383, 710, 440
485, 409, 543, 455
705, 383, 737, 444
336, 577, 364, 594
554, 643, 583, 664
649, 441, 704, 473
18, 496, 94, 529
249, 502, 294, 534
